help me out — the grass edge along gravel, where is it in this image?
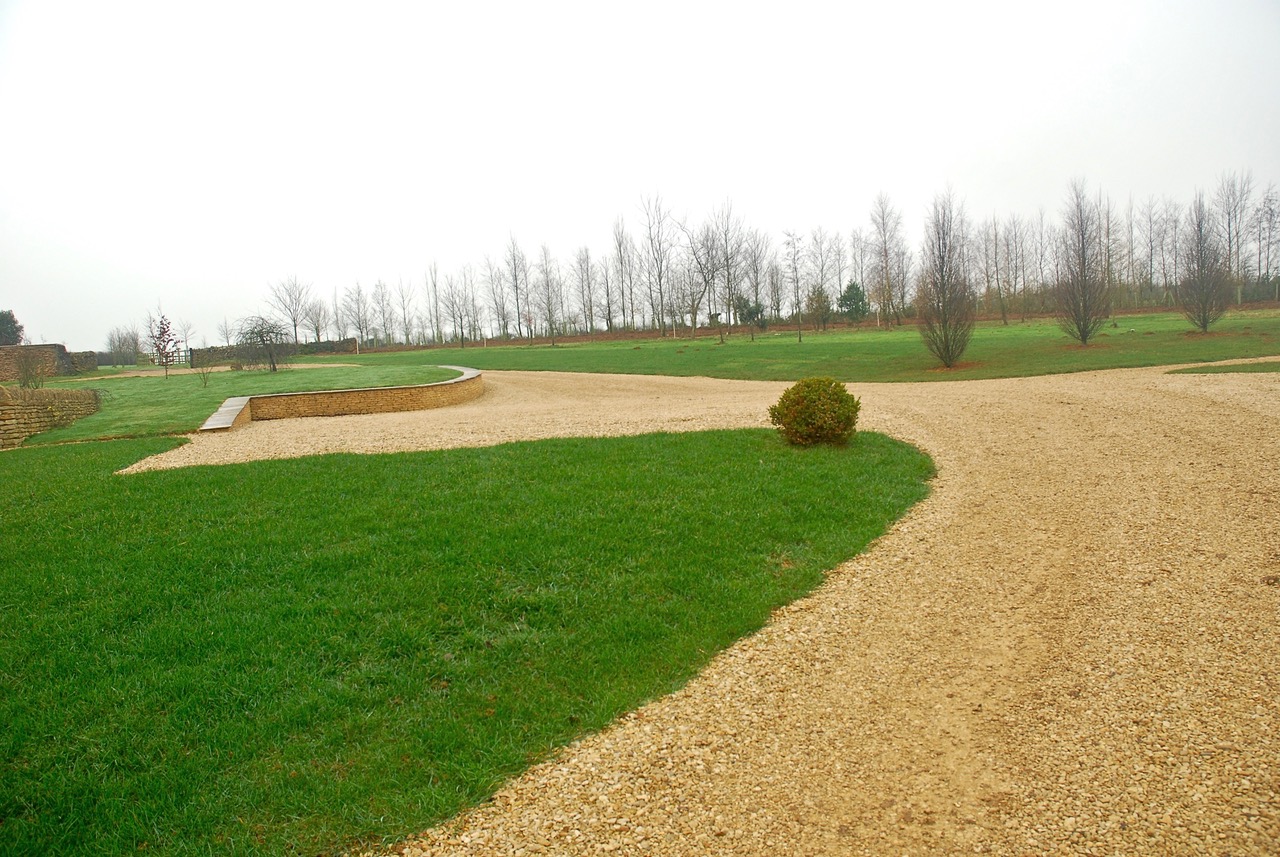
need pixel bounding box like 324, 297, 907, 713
1167, 358, 1280, 374
0, 428, 933, 856
314, 309, 1280, 382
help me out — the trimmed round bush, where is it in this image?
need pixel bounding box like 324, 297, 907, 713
768, 377, 860, 446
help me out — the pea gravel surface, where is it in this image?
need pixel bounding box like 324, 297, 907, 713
127, 364, 1280, 855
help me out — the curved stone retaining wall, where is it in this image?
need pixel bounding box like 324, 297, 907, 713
1, 387, 101, 448
200, 366, 482, 432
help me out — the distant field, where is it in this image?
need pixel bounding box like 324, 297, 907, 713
19, 364, 457, 443
304, 310, 1280, 383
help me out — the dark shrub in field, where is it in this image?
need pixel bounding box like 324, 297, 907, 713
768, 377, 860, 446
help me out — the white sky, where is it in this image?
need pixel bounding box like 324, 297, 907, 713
2, 0, 1277, 348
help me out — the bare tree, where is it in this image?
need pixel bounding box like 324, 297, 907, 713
370, 281, 396, 346
1098, 191, 1121, 311
237, 315, 291, 372
268, 276, 312, 344
174, 318, 196, 364
640, 196, 675, 337
767, 259, 784, 321
1002, 214, 1027, 319
217, 317, 234, 347
1255, 183, 1278, 300
1055, 180, 1111, 345
483, 256, 510, 339
783, 230, 805, 342
574, 247, 597, 335
442, 273, 467, 346
1178, 191, 1229, 333
303, 298, 330, 344
804, 226, 841, 331
678, 219, 722, 337
1158, 197, 1182, 304
536, 245, 564, 344
977, 216, 1005, 322
1215, 170, 1255, 302
892, 241, 914, 321
598, 257, 616, 331
331, 288, 348, 340
426, 263, 444, 344
849, 228, 870, 298
917, 191, 976, 368
741, 229, 772, 339
396, 279, 417, 344
831, 232, 847, 317
714, 202, 744, 339
461, 267, 485, 342
869, 194, 908, 325
505, 238, 530, 340
106, 325, 140, 366
342, 283, 372, 346
806, 226, 837, 305
1032, 209, 1053, 313
612, 218, 639, 329
1136, 197, 1161, 306
1122, 197, 1137, 307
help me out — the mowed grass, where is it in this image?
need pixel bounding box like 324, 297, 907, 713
1170, 359, 1280, 374
0, 429, 933, 856
23, 364, 458, 444
322, 309, 1280, 382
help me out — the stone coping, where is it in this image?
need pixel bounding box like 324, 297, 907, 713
199, 366, 481, 432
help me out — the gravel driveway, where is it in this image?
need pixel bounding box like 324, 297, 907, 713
128, 365, 1280, 855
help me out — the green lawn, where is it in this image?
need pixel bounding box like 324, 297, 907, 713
321, 310, 1280, 382
1169, 359, 1280, 374
0, 429, 933, 856
21, 364, 458, 444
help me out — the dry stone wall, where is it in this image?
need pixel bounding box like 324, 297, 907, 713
201, 368, 483, 431
249, 372, 483, 420
0, 345, 95, 382
0, 387, 100, 448
191, 339, 358, 368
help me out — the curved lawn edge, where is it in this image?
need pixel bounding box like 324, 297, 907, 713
199, 366, 481, 430
0, 429, 932, 856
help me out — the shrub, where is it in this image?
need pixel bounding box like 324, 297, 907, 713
15, 348, 47, 389
768, 377, 860, 446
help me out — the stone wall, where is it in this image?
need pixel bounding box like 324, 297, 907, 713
0, 387, 100, 448
190, 344, 244, 368
191, 339, 357, 368
298, 338, 358, 356
0, 344, 95, 382
248, 371, 484, 420
0, 345, 59, 382
200, 368, 484, 431
67, 351, 97, 374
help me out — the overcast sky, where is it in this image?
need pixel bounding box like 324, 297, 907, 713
2, 0, 1277, 349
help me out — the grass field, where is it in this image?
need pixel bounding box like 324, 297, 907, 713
1169, 359, 1280, 374
318, 310, 1280, 382
19, 364, 457, 444
0, 429, 932, 856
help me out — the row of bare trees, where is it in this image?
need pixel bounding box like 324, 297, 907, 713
915, 177, 1248, 369
228, 173, 1275, 350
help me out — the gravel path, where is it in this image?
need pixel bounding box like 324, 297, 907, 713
128, 365, 1280, 854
